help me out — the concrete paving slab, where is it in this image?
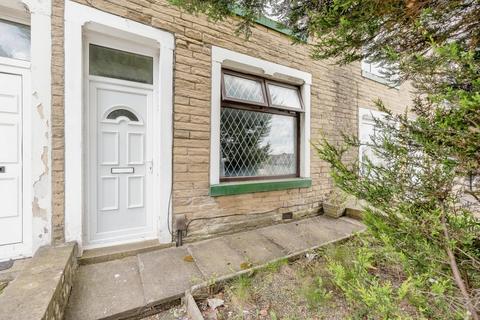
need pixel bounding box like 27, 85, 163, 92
295, 216, 348, 244
138, 247, 204, 305
65, 216, 365, 319
186, 238, 246, 278
321, 216, 366, 235
224, 230, 288, 265
65, 256, 145, 320
258, 222, 319, 253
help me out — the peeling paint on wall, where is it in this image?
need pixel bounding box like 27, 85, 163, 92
33, 146, 49, 197
37, 103, 45, 119
32, 196, 47, 219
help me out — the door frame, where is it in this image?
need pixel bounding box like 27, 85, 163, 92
0, 59, 32, 260
84, 33, 160, 248
64, 0, 175, 252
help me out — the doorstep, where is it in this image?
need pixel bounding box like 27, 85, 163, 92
80, 239, 174, 265
65, 215, 365, 320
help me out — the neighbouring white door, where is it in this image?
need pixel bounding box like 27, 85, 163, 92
0, 72, 23, 247
88, 80, 155, 245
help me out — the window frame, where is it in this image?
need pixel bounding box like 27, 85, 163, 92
221, 69, 269, 107
265, 80, 304, 112
220, 69, 302, 182
0, 17, 31, 62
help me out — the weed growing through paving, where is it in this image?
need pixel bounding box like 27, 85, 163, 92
263, 258, 288, 273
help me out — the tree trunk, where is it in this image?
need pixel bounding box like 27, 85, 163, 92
441, 209, 479, 320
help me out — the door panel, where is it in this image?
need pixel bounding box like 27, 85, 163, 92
0, 72, 23, 246
89, 81, 153, 243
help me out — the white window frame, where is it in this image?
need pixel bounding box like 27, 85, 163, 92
64, 0, 175, 251
358, 107, 389, 169
210, 47, 311, 185
361, 59, 400, 87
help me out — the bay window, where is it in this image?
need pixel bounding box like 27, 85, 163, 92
220, 70, 302, 181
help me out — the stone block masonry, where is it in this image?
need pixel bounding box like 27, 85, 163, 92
0, 243, 77, 320
50, 0, 412, 241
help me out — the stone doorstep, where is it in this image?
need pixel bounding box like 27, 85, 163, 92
79, 239, 175, 265
65, 216, 366, 320
0, 242, 77, 320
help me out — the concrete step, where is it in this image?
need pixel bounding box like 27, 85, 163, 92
65, 215, 365, 320
79, 239, 174, 265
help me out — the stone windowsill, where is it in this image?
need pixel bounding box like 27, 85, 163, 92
210, 178, 312, 197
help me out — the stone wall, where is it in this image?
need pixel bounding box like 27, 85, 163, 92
51, 0, 66, 244
43, 244, 77, 320
0, 243, 77, 320
52, 0, 413, 241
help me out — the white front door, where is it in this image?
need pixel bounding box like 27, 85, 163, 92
88, 80, 154, 245
0, 72, 23, 247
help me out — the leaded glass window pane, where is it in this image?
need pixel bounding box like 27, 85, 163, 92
223, 73, 265, 104
89, 44, 153, 84
220, 107, 297, 178
0, 19, 30, 61
267, 83, 302, 110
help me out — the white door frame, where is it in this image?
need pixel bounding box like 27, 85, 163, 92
0, 1, 53, 261
0, 60, 32, 261
64, 0, 174, 251
85, 33, 159, 247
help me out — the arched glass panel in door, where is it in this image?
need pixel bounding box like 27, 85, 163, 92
106, 108, 139, 122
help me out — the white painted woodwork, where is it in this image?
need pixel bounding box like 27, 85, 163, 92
64, 1, 175, 249
88, 80, 154, 244
0, 72, 23, 246
358, 108, 386, 167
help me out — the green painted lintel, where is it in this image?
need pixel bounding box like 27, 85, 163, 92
210, 178, 312, 197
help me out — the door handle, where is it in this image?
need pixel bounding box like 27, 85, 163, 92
0, 166, 5, 173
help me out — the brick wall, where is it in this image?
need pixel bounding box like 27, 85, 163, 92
51, 0, 65, 244
52, 0, 412, 241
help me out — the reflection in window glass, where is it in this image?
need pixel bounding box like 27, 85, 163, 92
220, 107, 297, 178
223, 74, 265, 104
0, 19, 30, 61
89, 44, 153, 84
268, 84, 302, 109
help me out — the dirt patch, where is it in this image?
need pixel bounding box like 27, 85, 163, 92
194, 236, 429, 320
141, 305, 189, 320
195, 257, 351, 320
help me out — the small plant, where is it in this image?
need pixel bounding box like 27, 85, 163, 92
301, 276, 332, 309
230, 274, 253, 302
263, 258, 288, 273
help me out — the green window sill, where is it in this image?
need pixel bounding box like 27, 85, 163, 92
210, 178, 312, 197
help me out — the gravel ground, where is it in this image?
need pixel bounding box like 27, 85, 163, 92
196, 257, 350, 320
141, 305, 189, 320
